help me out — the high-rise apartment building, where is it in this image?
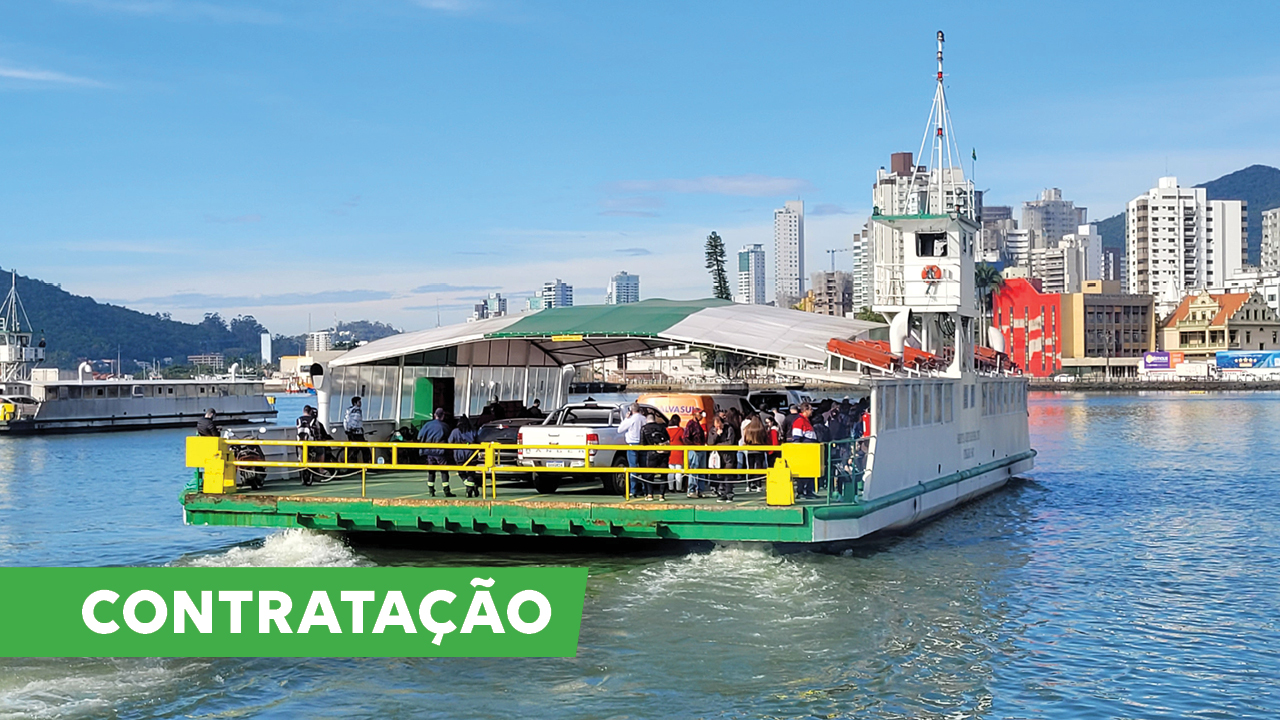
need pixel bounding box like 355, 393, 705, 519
735, 244, 766, 305
471, 292, 508, 322
809, 271, 853, 317
1126, 177, 1247, 315
306, 331, 333, 354
540, 279, 573, 309
850, 222, 873, 310
773, 200, 804, 307
980, 205, 1014, 264
605, 271, 639, 305
1061, 224, 1103, 282
1003, 229, 1032, 268
1022, 188, 1087, 248
1262, 207, 1280, 271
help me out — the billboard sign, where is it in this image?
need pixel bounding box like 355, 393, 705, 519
1215, 351, 1280, 370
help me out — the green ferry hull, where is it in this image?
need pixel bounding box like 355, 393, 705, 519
180, 450, 1034, 545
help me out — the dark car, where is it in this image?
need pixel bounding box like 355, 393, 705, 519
478, 417, 544, 467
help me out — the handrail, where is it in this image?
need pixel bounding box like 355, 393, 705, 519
187, 436, 840, 505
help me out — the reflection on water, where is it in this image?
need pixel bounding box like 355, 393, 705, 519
1, 392, 1279, 718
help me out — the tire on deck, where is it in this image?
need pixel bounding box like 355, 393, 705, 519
533, 473, 560, 494
605, 455, 629, 495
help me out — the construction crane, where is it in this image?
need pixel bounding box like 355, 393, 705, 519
825, 247, 852, 271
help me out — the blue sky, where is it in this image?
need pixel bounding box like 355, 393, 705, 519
3, 0, 1279, 333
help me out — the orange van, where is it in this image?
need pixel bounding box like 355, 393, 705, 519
637, 393, 715, 428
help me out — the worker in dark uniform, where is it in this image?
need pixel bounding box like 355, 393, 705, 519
196, 409, 220, 437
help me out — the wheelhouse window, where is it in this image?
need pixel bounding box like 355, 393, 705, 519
915, 232, 948, 258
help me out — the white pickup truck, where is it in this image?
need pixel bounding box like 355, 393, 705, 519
516, 401, 668, 494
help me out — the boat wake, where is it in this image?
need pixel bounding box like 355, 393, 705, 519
0, 658, 211, 720
172, 528, 371, 568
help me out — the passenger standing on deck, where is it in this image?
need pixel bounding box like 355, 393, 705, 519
196, 409, 220, 437
683, 410, 707, 498
742, 415, 769, 491
449, 416, 480, 497
790, 403, 819, 498
710, 414, 739, 502
417, 408, 455, 497
344, 396, 367, 464
665, 413, 685, 494
618, 402, 646, 497
781, 405, 800, 442
640, 411, 670, 501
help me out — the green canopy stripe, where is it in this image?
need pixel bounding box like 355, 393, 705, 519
485, 298, 730, 339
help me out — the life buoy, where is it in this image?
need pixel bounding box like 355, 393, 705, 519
922, 265, 943, 282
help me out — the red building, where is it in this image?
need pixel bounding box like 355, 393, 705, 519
992, 277, 1062, 377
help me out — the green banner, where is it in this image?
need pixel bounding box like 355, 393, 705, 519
0, 567, 587, 658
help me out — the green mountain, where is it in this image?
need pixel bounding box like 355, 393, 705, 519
1, 268, 399, 371
1, 267, 271, 370
1095, 164, 1280, 266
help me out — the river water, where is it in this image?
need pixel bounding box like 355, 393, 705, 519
0, 392, 1277, 718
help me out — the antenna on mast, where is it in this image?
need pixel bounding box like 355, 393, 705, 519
910, 30, 973, 220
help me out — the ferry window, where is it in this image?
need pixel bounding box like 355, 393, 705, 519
168, 387, 174, 395
199, 386, 206, 394
107, 386, 119, 399
58, 386, 68, 400
881, 385, 895, 431
916, 232, 947, 258
934, 384, 943, 424
910, 384, 921, 426
921, 384, 932, 425
945, 384, 953, 422
132, 386, 144, 397
981, 383, 988, 415
96, 388, 104, 397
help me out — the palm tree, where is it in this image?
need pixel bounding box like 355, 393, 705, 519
974, 263, 1003, 346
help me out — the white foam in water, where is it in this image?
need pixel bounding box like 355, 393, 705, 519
177, 528, 370, 568
0, 659, 209, 720
612, 544, 839, 622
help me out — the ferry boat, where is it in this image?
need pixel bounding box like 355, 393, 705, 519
180, 31, 1033, 546
0, 274, 276, 434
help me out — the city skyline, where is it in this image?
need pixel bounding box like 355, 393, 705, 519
4, 2, 1280, 332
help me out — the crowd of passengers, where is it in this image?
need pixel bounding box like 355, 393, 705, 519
292, 395, 868, 503
617, 398, 870, 503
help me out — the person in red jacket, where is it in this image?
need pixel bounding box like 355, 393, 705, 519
665, 413, 685, 495
790, 403, 819, 498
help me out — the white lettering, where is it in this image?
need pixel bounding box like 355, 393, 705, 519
298, 591, 342, 634
82, 589, 119, 635
461, 590, 505, 634
340, 590, 376, 634
123, 590, 168, 635
506, 590, 551, 635
219, 590, 253, 634
417, 590, 457, 646
258, 590, 293, 634
173, 591, 213, 634
372, 591, 417, 634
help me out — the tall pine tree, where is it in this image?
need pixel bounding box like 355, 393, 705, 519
704, 231, 731, 300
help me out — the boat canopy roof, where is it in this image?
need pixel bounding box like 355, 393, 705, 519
332, 298, 883, 368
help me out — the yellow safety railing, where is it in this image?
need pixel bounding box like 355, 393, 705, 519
185, 437, 825, 506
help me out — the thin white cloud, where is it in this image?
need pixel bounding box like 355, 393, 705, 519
56, 0, 282, 24
0, 65, 105, 87
609, 174, 812, 197
412, 0, 484, 13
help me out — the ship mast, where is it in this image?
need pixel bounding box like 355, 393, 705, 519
0, 271, 43, 384
910, 30, 974, 219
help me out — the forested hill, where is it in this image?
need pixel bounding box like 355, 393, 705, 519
1095, 164, 1280, 265
1, 268, 270, 370
1, 268, 401, 371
